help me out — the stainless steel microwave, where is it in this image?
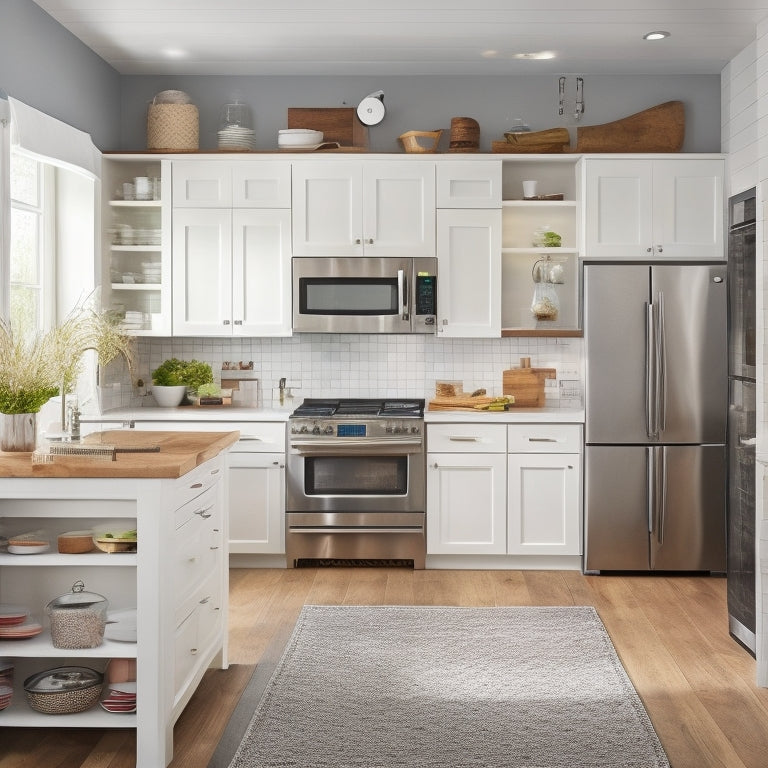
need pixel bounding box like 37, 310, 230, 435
292, 257, 437, 334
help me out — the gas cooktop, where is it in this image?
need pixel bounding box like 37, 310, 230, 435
291, 398, 425, 418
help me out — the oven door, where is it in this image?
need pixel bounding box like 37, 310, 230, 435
286, 437, 425, 513
293, 257, 414, 334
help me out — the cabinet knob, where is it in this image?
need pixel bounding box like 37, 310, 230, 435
223, 319, 231, 325
366, 238, 374, 245
354, 238, 362, 245
656, 245, 663, 253
234, 320, 243, 325
646, 247, 653, 253
432, 462, 439, 469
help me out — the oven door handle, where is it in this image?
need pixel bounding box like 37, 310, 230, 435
290, 438, 423, 449
288, 527, 423, 534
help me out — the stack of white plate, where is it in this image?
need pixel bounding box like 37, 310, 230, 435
121, 311, 145, 331
141, 262, 161, 283
278, 128, 323, 148
218, 125, 255, 150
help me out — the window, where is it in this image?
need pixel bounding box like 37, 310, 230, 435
9, 152, 52, 335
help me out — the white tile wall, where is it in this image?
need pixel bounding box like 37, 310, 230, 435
98, 334, 583, 411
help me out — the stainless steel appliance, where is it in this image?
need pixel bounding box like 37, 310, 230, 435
583, 262, 728, 574
726, 188, 757, 654
292, 257, 437, 334
286, 398, 426, 567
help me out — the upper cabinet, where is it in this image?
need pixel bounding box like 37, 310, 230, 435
291, 160, 436, 257
171, 161, 292, 337
581, 156, 725, 260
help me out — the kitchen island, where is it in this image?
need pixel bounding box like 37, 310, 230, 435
0, 429, 239, 768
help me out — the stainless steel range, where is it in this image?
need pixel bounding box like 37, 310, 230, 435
286, 398, 426, 568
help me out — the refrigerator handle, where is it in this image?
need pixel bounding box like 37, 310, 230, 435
656, 292, 666, 433
646, 302, 656, 439
658, 446, 666, 546
646, 446, 655, 534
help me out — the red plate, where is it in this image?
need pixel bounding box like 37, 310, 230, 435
0, 605, 29, 625
0, 621, 42, 639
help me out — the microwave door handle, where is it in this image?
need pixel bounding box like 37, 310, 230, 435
398, 269, 409, 321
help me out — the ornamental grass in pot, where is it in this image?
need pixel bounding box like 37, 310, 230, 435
0, 299, 135, 451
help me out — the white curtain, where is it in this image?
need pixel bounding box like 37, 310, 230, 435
7, 96, 100, 179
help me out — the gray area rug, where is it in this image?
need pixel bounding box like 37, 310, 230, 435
218, 605, 670, 768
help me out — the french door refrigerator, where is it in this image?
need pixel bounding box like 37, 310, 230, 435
583, 262, 727, 574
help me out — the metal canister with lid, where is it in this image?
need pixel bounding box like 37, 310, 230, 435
46, 580, 108, 649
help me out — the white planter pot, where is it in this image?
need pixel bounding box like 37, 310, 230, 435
0, 412, 37, 452
151, 385, 187, 407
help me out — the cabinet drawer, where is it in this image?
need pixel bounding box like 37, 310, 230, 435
174, 454, 223, 508
428, 423, 506, 452
436, 161, 502, 208
507, 424, 582, 453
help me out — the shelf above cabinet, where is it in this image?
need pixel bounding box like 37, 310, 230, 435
502, 200, 576, 208
110, 245, 161, 252
109, 200, 162, 208
0, 630, 137, 658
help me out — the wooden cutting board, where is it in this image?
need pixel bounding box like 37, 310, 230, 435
574, 100, 684, 153
428, 395, 498, 411
287, 107, 369, 148
503, 359, 557, 407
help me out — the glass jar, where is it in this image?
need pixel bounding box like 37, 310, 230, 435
532, 226, 562, 248
46, 580, 108, 649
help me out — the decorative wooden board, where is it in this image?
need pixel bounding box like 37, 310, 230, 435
502, 367, 557, 408
574, 100, 684, 153
287, 107, 369, 148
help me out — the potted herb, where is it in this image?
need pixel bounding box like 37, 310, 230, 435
0, 299, 135, 451
151, 358, 214, 407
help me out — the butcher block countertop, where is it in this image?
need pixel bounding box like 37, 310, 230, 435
0, 429, 239, 478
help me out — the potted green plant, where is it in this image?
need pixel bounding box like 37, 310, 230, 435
0, 299, 135, 451
151, 358, 214, 407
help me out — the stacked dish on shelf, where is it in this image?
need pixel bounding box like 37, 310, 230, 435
120, 311, 146, 331
278, 128, 323, 149
141, 261, 161, 283
218, 101, 254, 150
0, 604, 43, 641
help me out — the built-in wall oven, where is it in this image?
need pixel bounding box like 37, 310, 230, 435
286, 398, 426, 568
292, 257, 437, 334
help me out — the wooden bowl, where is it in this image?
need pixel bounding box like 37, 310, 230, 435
93, 537, 137, 554
398, 130, 443, 153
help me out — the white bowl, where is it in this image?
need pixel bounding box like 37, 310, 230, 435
278, 129, 323, 147
151, 385, 187, 407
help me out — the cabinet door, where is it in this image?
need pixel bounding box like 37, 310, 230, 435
291, 162, 363, 256
508, 452, 581, 555
362, 161, 436, 257
437, 161, 502, 208
427, 453, 507, 554
172, 161, 232, 207
652, 159, 724, 260
583, 159, 653, 259
228, 452, 285, 554
232, 209, 292, 336
232, 162, 292, 208
172, 208, 233, 335
436, 208, 501, 337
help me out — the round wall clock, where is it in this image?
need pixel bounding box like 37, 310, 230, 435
356, 90, 386, 126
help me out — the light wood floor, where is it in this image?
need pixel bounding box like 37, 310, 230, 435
2, 568, 767, 768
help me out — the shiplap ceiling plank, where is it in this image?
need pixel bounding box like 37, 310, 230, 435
30, 0, 768, 75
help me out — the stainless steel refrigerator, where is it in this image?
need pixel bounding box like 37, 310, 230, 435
583, 262, 728, 574
726, 188, 757, 654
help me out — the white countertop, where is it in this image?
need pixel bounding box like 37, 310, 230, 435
97, 404, 584, 425
425, 407, 584, 423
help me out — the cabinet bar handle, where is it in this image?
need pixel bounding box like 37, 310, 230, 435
448, 436, 481, 442
527, 437, 559, 442
190, 482, 203, 489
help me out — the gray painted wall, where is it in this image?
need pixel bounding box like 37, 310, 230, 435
119, 73, 721, 154
0, 0, 121, 150
0, 0, 722, 155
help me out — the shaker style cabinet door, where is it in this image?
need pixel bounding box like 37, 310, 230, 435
172, 208, 233, 335
436, 208, 501, 337
427, 452, 507, 555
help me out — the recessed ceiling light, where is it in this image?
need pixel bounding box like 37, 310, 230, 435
162, 48, 187, 59
643, 31, 670, 41
512, 51, 556, 60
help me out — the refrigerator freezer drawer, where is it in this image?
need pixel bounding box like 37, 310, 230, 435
585, 444, 726, 573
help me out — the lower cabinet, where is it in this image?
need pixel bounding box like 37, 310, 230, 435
132, 420, 286, 555
427, 422, 583, 559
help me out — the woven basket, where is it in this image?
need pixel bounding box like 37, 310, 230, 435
147, 103, 199, 151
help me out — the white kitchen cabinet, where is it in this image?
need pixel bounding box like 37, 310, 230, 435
0, 447, 230, 768
101, 155, 171, 335
291, 160, 436, 257
172, 160, 291, 208
436, 208, 502, 337
436, 161, 502, 208
172, 207, 292, 336
132, 420, 286, 556
582, 156, 725, 260
427, 423, 507, 554
507, 424, 582, 556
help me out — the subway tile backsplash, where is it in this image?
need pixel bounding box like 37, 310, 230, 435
99, 334, 584, 411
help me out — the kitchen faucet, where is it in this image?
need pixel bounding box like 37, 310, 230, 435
279, 377, 286, 405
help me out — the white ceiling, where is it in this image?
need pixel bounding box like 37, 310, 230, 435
31, 0, 768, 77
